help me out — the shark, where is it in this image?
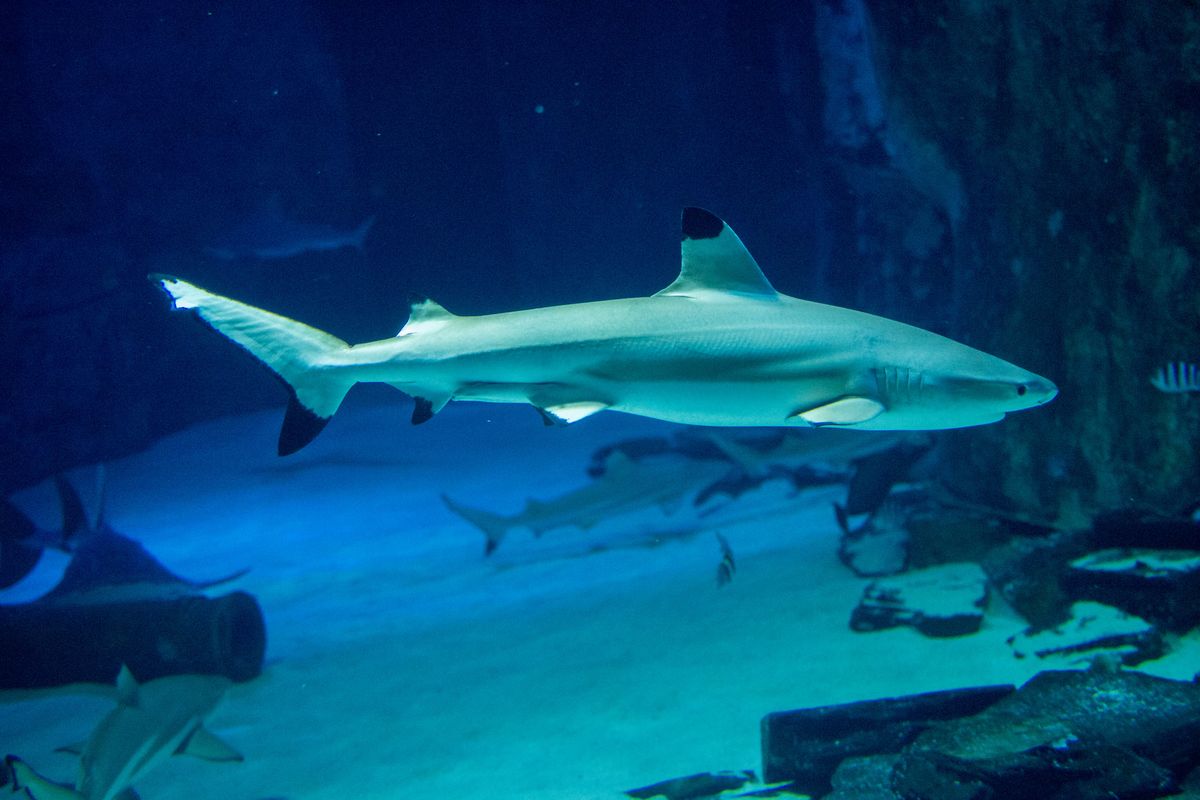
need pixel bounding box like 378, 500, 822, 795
3, 666, 241, 800
1, 471, 246, 599
443, 450, 734, 555
153, 207, 1056, 456
205, 196, 375, 261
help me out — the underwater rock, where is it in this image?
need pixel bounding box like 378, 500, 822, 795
848, 742, 1176, 800
837, 520, 909, 577
1063, 548, 1200, 632
823, 754, 903, 800
624, 769, 756, 799
912, 669, 1200, 777
1006, 601, 1164, 668
760, 684, 1013, 791
1091, 508, 1200, 551
980, 530, 1091, 630
904, 508, 1019, 570
850, 562, 988, 637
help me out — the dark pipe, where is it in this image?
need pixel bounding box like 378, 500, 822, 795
0, 591, 265, 689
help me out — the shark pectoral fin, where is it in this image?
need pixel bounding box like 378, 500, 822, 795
177, 726, 244, 762
537, 401, 609, 425
791, 397, 885, 427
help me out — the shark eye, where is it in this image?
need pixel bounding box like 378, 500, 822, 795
1016, 384, 1028, 397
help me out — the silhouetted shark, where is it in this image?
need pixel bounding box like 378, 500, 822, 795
4, 665, 241, 800
205, 196, 374, 261
1, 471, 245, 601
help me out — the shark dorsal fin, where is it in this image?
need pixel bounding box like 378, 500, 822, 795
655, 208, 777, 298
397, 298, 457, 337
116, 665, 140, 707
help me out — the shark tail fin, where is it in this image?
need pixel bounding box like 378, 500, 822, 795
0, 500, 42, 589
441, 494, 512, 556
4, 755, 84, 800
351, 215, 377, 251
151, 275, 354, 455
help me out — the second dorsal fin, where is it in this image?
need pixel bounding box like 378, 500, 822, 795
397, 297, 457, 336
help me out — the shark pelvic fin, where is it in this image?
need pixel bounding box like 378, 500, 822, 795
177, 726, 243, 762
538, 401, 609, 425
656, 208, 777, 298
792, 397, 885, 426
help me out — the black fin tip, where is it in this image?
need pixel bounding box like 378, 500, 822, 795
681, 207, 724, 241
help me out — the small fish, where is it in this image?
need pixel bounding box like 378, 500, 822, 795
715, 532, 735, 587
1150, 361, 1200, 393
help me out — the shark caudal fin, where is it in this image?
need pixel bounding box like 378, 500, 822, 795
441, 494, 514, 556
3, 755, 84, 800
151, 275, 354, 455
350, 215, 377, 251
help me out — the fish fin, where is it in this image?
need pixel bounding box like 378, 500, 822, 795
51, 741, 86, 757
177, 726, 244, 762
152, 275, 355, 456
0, 500, 42, 589
538, 401, 609, 425
442, 495, 511, 556
53, 476, 88, 543
4, 755, 83, 800
655, 208, 777, 298
91, 465, 108, 533
397, 297, 457, 337
116, 665, 140, 707
791, 397, 885, 426
350, 215, 376, 251
407, 392, 451, 425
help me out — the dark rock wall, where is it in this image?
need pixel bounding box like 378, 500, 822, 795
3, 0, 1197, 528
860, 0, 1200, 525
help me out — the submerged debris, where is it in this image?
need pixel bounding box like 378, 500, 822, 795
850, 562, 989, 638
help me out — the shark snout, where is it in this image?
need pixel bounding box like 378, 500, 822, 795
1022, 375, 1058, 406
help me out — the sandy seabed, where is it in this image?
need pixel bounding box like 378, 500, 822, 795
4, 395, 1198, 800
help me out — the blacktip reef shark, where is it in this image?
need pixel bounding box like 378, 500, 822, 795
153, 208, 1056, 456
3, 666, 241, 800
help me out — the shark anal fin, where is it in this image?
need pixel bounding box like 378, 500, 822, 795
537, 401, 609, 425
791, 397, 884, 427
177, 726, 244, 762
412, 397, 435, 425
409, 393, 450, 425
279, 388, 332, 456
